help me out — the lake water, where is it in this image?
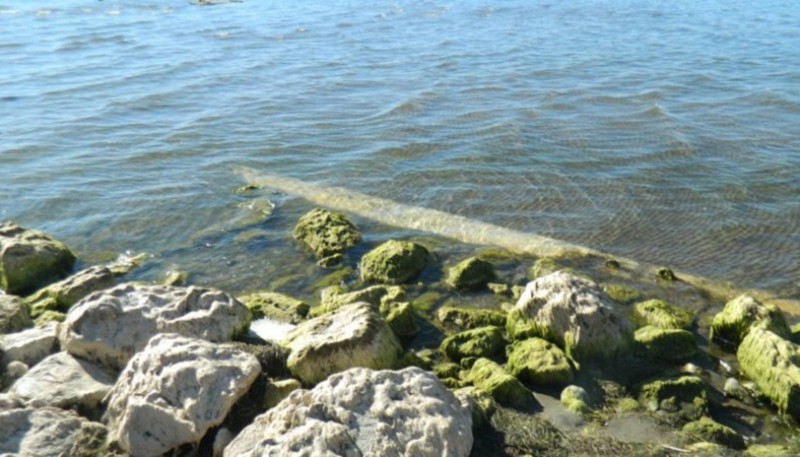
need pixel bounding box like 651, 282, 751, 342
1, 0, 798, 300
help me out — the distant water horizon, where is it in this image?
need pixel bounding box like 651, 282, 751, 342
1, 0, 798, 299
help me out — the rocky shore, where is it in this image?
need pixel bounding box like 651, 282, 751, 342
1, 206, 799, 456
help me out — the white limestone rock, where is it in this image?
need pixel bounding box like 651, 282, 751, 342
282, 302, 403, 385
9, 351, 115, 412
0, 323, 59, 367
507, 271, 633, 362
0, 407, 93, 456
224, 367, 473, 457
104, 333, 261, 457
59, 283, 251, 369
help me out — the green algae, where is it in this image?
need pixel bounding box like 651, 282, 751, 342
632, 299, 694, 330
711, 294, 791, 349
440, 325, 505, 361
634, 326, 698, 362
292, 208, 361, 259
436, 305, 506, 331
462, 358, 537, 410
360, 240, 429, 284
682, 417, 745, 450
506, 337, 574, 387
446, 256, 496, 290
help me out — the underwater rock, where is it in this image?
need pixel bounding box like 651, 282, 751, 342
0, 294, 32, 334
632, 299, 693, 330
437, 305, 506, 331
105, 333, 260, 457
682, 417, 745, 450
224, 367, 473, 457
440, 326, 505, 362
506, 337, 574, 387
462, 358, 536, 410
507, 271, 632, 363
282, 302, 403, 385
238, 290, 309, 324
360, 240, 429, 284
314, 284, 404, 316
737, 326, 800, 420
634, 325, 698, 362
25, 265, 115, 318
711, 294, 791, 349
603, 284, 642, 305
60, 283, 251, 370
0, 222, 76, 296
0, 407, 100, 456
446, 257, 496, 290
292, 208, 361, 260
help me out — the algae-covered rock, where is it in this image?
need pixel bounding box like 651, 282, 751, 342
528, 257, 561, 280
0, 294, 32, 334
462, 358, 536, 410
0, 222, 76, 295
632, 299, 693, 330
33, 310, 65, 327
737, 326, 800, 419
440, 326, 505, 362
292, 208, 361, 260
560, 385, 591, 415
282, 302, 403, 385
360, 240, 429, 284
745, 444, 796, 457
437, 305, 506, 331
446, 257, 496, 290
682, 417, 745, 450
314, 284, 404, 316
434, 362, 462, 381
506, 337, 574, 387
455, 386, 496, 430
507, 271, 632, 363
603, 284, 642, 305
238, 290, 309, 324
634, 325, 698, 362
383, 301, 419, 340
638, 376, 707, 419
25, 266, 115, 318
711, 294, 790, 348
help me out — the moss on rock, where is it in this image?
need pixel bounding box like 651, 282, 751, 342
382, 301, 419, 340
506, 337, 573, 387
436, 305, 506, 331
682, 417, 745, 450
634, 325, 698, 362
560, 385, 591, 415
360, 240, 429, 284
710, 294, 791, 349
314, 284, 404, 317
603, 284, 642, 305
632, 299, 693, 330
462, 358, 536, 410
238, 291, 309, 324
34, 310, 66, 327
0, 222, 77, 295
446, 257, 496, 290
638, 376, 707, 420
292, 208, 361, 259
440, 326, 505, 362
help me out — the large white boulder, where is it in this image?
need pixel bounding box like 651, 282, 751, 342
59, 283, 251, 369
282, 302, 403, 385
507, 271, 632, 362
0, 323, 59, 367
224, 367, 473, 457
8, 351, 115, 412
0, 407, 96, 456
104, 333, 261, 457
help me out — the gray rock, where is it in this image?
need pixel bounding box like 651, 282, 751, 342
0, 222, 76, 295
282, 302, 403, 385
0, 323, 59, 367
0, 294, 32, 334
0, 407, 96, 456
105, 333, 261, 457
224, 367, 473, 457
9, 351, 115, 412
60, 283, 251, 369
26, 266, 115, 318
507, 271, 632, 362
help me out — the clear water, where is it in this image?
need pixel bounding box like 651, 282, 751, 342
1, 0, 799, 299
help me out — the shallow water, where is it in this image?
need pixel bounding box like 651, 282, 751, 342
1, 0, 798, 299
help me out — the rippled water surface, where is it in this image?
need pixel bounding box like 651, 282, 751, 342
1, 0, 798, 297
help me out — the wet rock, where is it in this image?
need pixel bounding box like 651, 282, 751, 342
632, 299, 693, 330
0, 407, 100, 456
282, 302, 403, 385
382, 301, 419, 340
682, 417, 745, 450
105, 333, 260, 457
60, 283, 251, 370
744, 444, 796, 457
711, 295, 791, 349
440, 326, 505, 362
314, 284, 404, 316
25, 265, 115, 318
656, 267, 676, 281
487, 282, 511, 297
461, 358, 536, 410
0, 323, 59, 367
224, 367, 472, 457
507, 271, 633, 363
506, 337, 574, 387
160, 269, 188, 287
0, 294, 32, 334
0, 222, 76, 295
8, 351, 115, 413
292, 208, 361, 259
528, 257, 562, 280
634, 325, 698, 362
603, 284, 642, 305
638, 376, 707, 420
737, 326, 800, 420
446, 257, 496, 290
360, 240, 429, 284
437, 305, 506, 330
238, 290, 309, 323
560, 385, 591, 415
